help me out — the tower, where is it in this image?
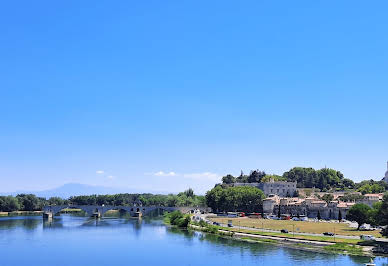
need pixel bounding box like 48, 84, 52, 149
384, 161, 388, 184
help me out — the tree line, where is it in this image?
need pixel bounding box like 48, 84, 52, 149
0, 189, 206, 212
205, 185, 265, 213
346, 193, 388, 236
221, 167, 388, 193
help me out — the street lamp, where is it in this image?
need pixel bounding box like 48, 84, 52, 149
262, 221, 264, 233
293, 224, 295, 237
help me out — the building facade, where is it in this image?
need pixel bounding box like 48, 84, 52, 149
235, 179, 297, 197
263, 193, 383, 220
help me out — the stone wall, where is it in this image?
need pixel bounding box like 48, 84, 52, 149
271, 204, 349, 220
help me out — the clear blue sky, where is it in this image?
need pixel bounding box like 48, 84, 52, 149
1, 1, 388, 194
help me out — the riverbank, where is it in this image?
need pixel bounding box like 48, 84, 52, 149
210, 217, 383, 238
0, 211, 42, 216
188, 223, 375, 257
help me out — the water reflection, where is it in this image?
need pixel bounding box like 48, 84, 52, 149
0, 214, 386, 266
0, 216, 41, 230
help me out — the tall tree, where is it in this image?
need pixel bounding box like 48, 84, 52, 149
222, 174, 236, 184
346, 204, 372, 230
248, 170, 266, 183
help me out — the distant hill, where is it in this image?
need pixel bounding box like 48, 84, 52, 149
0, 183, 169, 199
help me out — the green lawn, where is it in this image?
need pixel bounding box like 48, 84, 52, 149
210, 217, 382, 238
219, 226, 361, 244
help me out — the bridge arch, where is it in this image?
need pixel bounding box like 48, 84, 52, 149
44, 205, 96, 216
43, 205, 209, 218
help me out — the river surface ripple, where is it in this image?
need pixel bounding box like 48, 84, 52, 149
0, 214, 387, 266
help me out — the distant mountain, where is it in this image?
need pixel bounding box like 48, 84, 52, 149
0, 183, 170, 199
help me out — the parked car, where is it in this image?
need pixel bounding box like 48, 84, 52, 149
280, 229, 289, 233
323, 232, 334, 236
227, 223, 233, 227
213, 222, 220, 226
360, 235, 375, 241
360, 224, 372, 231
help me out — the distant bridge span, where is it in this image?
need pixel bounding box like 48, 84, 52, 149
43, 205, 208, 218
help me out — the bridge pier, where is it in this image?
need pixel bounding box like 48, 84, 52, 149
43, 212, 53, 219
91, 212, 101, 219
133, 212, 142, 218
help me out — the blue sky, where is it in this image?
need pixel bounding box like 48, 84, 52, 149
1, 1, 388, 194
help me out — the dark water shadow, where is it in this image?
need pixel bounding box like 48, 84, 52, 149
0, 216, 41, 230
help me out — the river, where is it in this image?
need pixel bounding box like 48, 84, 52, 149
0, 214, 386, 266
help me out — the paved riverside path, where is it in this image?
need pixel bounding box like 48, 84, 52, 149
203, 215, 387, 241
190, 224, 334, 246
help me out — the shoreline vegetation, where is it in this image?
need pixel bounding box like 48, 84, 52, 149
163, 211, 381, 257
0, 208, 123, 216
187, 220, 373, 257
209, 217, 383, 238
0, 189, 206, 213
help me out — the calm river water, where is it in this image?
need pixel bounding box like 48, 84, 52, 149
0, 214, 387, 266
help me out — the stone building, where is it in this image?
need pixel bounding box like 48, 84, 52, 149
263, 193, 384, 220
264, 196, 354, 220
383, 161, 388, 184
235, 179, 297, 197
357, 193, 384, 207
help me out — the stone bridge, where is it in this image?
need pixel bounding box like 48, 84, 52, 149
43, 205, 208, 218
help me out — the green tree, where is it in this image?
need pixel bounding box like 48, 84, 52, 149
339, 193, 365, 202
346, 203, 372, 230
357, 184, 372, 195
164, 211, 191, 228
261, 175, 286, 182
205, 186, 265, 213
222, 174, 236, 184
368, 201, 382, 227
0, 196, 20, 212
182, 188, 194, 198
342, 178, 356, 190
283, 167, 348, 190
247, 170, 266, 183
283, 167, 317, 188
371, 193, 388, 236
321, 194, 334, 204
48, 197, 64, 206
355, 180, 386, 194
16, 194, 42, 211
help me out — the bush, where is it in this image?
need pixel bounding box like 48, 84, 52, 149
164, 211, 191, 228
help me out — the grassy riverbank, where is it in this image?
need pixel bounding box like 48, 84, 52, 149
0, 211, 42, 216
189, 222, 372, 257
219, 226, 360, 244
210, 217, 382, 238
